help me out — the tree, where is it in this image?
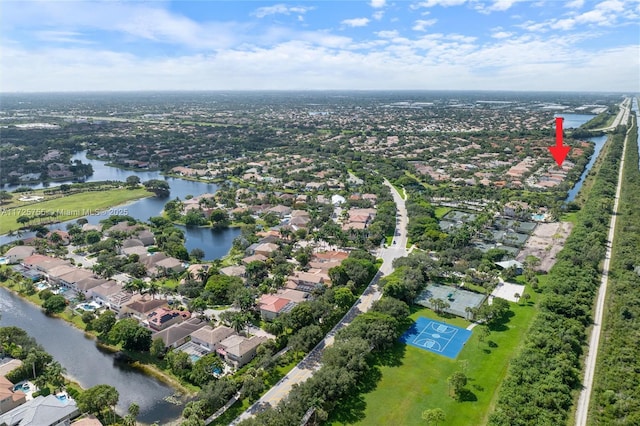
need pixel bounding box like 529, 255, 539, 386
521, 292, 531, 305
150, 338, 166, 359
422, 408, 446, 425
92, 310, 117, 335
126, 175, 141, 188
77, 384, 119, 420
16, 215, 31, 227
166, 350, 192, 379
447, 371, 467, 398
109, 319, 152, 352
289, 325, 324, 355
333, 287, 355, 310
42, 295, 67, 314
371, 297, 410, 319
477, 324, 490, 347
123, 402, 140, 426
190, 248, 205, 261
190, 353, 224, 386
241, 375, 265, 402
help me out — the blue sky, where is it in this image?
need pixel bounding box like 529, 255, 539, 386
1, 0, 638, 92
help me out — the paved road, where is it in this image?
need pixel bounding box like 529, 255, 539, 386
574, 112, 632, 425
592, 97, 630, 132
229, 180, 409, 425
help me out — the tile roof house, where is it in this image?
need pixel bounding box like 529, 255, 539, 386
216, 335, 268, 368
51, 268, 94, 289
190, 326, 236, 351
2, 246, 35, 265
152, 317, 207, 349
241, 254, 267, 265
0, 376, 26, 415
147, 257, 185, 277
89, 281, 124, 307
121, 296, 167, 320
0, 394, 79, 426
258, 295, 296, 320
22, 255, 70, 274
0, 360, 23, 378
74, 277, 109, 296
253, 243, 279, 257
146, 307, 191, 331
135, 230, 156, 246
219, 265, 246, 279
71, 416, 103, 426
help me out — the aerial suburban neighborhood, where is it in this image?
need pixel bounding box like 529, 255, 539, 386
1, 1, 639, 425
1, 90, 637, 426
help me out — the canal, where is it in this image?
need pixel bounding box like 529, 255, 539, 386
0, 287, 182, 424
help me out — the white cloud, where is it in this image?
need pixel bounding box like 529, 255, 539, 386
253, 4, 314, 18
34, 30, 93, 44
341, 18, 371, 27
370, 0, 387, 8
491, 31, 513, 39
566, 0, 585, 8
2, 35, 638, 92
373, 11, 385, 20
412, 0, 467, 8
376, 30, 400, 38
412, 19, 438, 31
1, 0, 638, 93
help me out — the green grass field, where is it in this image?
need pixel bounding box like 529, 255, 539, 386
329, 294, 539, 426
1, 188, 152, 234
435, 207, 452, 220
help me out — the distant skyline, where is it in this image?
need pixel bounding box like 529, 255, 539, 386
1, 0, 639, 93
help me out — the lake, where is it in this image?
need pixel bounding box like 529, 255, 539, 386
555, 113, 596, 129
1, 152, 240, 259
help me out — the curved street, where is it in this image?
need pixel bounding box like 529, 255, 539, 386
229, 179, 409, 424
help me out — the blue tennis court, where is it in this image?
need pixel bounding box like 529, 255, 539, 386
400, 318, 472, 359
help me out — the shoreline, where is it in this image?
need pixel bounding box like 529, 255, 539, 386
0, 281, 196, 398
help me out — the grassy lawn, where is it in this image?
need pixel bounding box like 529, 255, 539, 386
330, 295, 539, 426
1, 188, 152, 234
435, 207, 452, 220
561, 211, 579, 224
404, 171, 437, 190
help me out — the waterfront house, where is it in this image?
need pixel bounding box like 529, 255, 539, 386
22, 255, 70, 275
49, 267, 93, 289
0, 360, 22, 378
89, 281, 124, 307
0, 376, 26, 415
216, 335, 267, 368
74, 277, 109, 297
146, 307, 191, 331
121, 296, 167, 321
189, 326, 235, 352
2, 246, 35, 265
152, 317, 208, 349
0, 394, 79, 426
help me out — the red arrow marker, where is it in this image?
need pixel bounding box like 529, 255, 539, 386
548, 116, 570, 167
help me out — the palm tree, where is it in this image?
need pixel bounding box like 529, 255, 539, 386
196, 267, 209, 283
147, 282, 160, 299
231, 313, 247, 335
